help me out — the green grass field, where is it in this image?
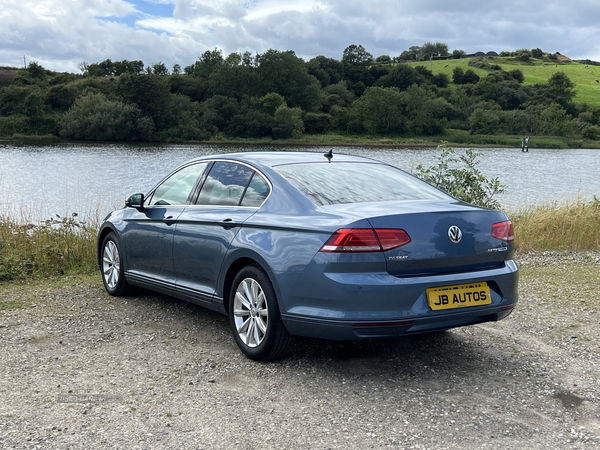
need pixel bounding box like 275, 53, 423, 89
409, 57, 600, 107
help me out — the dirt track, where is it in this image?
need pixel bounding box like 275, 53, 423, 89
1, 252, 599, 449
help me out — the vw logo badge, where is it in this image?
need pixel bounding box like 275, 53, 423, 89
448, 225, 462, 243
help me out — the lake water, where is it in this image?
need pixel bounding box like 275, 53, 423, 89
1, 142, 599, 222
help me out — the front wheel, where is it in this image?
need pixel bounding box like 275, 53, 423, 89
229, 265, 292, 361
101, 233, 134, 296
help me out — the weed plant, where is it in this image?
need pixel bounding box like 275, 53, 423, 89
0, 213, 97, 281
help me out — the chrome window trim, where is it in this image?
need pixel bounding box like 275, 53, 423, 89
193, 159, 273, 208
143, 158, 273, 209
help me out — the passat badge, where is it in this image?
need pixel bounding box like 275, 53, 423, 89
448, 225, 462, 243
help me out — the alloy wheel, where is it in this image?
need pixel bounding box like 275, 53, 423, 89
233, 277, 269, 348
102, 240, 120, 290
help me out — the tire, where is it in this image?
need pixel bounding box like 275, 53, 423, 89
229, 265, 293, 361
100, 233, 134, 296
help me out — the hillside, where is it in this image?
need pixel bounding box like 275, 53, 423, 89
411, 56, 600, 107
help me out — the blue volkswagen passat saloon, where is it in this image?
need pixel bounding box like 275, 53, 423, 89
98, 151, 518, 361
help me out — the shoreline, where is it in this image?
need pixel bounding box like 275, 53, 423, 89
3, 134, 600, 150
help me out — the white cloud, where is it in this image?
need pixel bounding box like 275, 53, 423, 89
1, 0, 600, 72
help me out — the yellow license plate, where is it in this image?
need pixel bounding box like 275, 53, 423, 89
426, 282, 492, 310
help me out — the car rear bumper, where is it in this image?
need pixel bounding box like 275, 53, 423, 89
277, 260, 518, 340
282, 304, 515, 340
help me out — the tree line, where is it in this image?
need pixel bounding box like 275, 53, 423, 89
1, 43, 600, 142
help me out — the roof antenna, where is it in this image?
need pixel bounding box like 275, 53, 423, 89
323, 148, 333, 163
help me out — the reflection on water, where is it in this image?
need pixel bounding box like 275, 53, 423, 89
1, 142, 599, 222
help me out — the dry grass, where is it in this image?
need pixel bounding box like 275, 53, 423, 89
1, 199, 599, 282
0, 214, 97, 281
511, 198, 600, 252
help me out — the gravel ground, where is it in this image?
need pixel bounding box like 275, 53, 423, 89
1, 252, 599, 449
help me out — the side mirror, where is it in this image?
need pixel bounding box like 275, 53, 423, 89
125, 193, 145, 209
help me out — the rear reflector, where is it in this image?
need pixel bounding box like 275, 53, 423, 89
353, 320, 415, 328
491, 221, 514, 242
320, 228, 411, 252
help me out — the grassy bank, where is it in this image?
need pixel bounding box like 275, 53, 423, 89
510, 198, 600, 252
6, 133, 600, 149
0, 214, 97, 281
1, 201, 599, 282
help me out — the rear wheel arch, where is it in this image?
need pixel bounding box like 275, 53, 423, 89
227, 263, 293, 360
222, 257, 273, 315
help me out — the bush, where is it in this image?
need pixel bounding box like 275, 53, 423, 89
59, 92, 154, 141
582, 125, 600, 140
414, 145, 506, 209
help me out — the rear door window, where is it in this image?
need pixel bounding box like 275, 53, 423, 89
197, 162, 269, 207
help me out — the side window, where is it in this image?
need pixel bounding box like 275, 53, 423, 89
148, 162, 208, 206
241, 173, 270, 207
197, 162, 254, 206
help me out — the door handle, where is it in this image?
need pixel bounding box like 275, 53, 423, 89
219, 218, 238, 229
164, 215, 176, 226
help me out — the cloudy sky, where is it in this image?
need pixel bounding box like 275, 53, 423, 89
2, 0, 600, 73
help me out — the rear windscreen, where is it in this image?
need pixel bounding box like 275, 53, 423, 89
275, 162, 450, 206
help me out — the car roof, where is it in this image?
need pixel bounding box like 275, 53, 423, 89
190, 151, 381, 169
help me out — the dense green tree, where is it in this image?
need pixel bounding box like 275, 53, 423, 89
546, 71, 576, 105
168, 75, 209, 102
188, 49, 225, 78
329, 104, 363, 133
453, 68, 480, 85
151, 62, 169, 76
156, 93, 206, 141
227, 109, 275, 138
377, 64, 420, 91
27, 61, 48, 79
307, 56, 344, 87
273, 105, 304, 139
452, 67, 465, 84
58, 92, 153, 140
353, 87, 406, 134
403, 85, 450, 135
469, 108, 500, 134
539, 103, 574, 135
342, 44, 374, 87
208, 64, 263, 100
258, 49, 321, 111
508, 69, 525, 83
23, 91, 47, 119
398, 46, 422, 61
49, 83, 80, 111
582, 125, 600, 140
473, 76, 526, 110
322, 82, 356, 112
260, 92, 286, 116
342, 44, 374, 66
303, 112, 331, 134
531, 48, 544, 58
199, 95, 241, 133
421, 42, 450, 57
452, 49, 467, 59
117, 73, 172, 130
0, 85, 30, 115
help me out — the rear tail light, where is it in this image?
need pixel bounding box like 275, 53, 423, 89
320, 229, 411, 253
491, 220, 514, 242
